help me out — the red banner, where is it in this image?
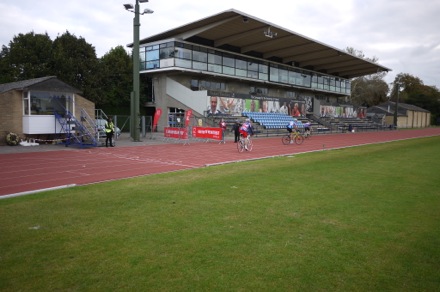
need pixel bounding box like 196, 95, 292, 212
185, 109, 192, 127
192, 127, 222, 140
153, 108, 162, 131
164, 127, 188, 139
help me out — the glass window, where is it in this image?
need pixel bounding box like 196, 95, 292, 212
147, 60, 159, 69
208, 64, 222, 73
208, 52, 222, 65
175, 58, 191, 68
247, 61, 258, 79
146, 49, 159, 61
140, 51, 146, 63
317, 75, 323, 89
248, 62, 258, 72
259, 64, 268, 81
247, 70, 258, 79
223, 55, 234, 67
288, 70, 297, 85
193, 61, 207, 71
223, 66, 235, 76
302, 73, 311, 87
160, 47, 176, 59
236, 59, 247, 70
27, 92, 72, 115
269, 65, 279, 83
279, 67, 288, 84
193, 50, 207, 63
323, 76, 330, 91
175, 47, 192, 60
23, 92, 29, 115
143, 40, 349, 95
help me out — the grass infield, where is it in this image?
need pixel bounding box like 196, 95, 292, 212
1, 136, 439, 291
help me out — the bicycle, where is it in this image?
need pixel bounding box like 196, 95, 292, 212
282, 130, 304, 145
303, 128, 312, 139
237, 135, 253, 152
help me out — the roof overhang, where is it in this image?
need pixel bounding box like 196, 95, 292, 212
134, 9, 391, 79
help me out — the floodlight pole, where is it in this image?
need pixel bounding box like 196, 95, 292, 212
131, 0, 141, 142
393, 83, 400, 128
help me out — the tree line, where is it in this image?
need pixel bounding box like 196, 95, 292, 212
1, 32, 439, 123
0, 31, 136, 115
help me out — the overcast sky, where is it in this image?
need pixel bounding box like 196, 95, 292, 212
1, 0, 439, 88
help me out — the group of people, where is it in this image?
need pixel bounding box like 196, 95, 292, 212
219, 118, 254, 146
220, 117, 312, 145
287, 119, 311, 138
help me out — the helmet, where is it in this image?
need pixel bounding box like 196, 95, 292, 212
293, 118, 298, 122
245, 118, 250, 122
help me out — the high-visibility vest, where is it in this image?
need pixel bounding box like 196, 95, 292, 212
105, 122, 114, 133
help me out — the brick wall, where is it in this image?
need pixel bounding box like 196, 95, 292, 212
75, 94, 95, 119
0, 90, 23, 146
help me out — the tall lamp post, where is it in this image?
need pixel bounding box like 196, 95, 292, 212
124, 0, 153, 142
393, 83, 402, 128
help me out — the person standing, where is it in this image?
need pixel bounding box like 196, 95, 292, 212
232, 120, 241, 143
105, 117, 115, 147
219, 118, 227, 144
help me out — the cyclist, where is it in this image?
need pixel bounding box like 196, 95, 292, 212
239, 118, 254, 150
303, 121, 311, 137
286, 119, 299, 142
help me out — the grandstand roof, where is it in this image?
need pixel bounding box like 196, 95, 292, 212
138, 9, 391, 79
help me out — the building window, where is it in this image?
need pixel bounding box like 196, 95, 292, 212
144, 40, 349, 95
24, 91, 72, 115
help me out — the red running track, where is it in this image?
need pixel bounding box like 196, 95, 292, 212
1, 128, 439, 198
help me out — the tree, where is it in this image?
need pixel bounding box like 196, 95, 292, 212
0, 32, 53, 82
351, 76, 389, 107
392, 73, 440, 124
96, 46, 132, 108
51, 31, 100, 102
345, 47, 389, 107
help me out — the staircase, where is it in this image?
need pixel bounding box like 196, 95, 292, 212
54, 109, 98, 147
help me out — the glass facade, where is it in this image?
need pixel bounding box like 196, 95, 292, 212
23, 91, 73, 116
141, 41, 351, 95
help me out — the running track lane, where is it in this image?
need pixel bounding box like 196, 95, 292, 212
1, 128, 439, 197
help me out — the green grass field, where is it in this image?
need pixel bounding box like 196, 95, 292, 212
1, 137, 439, 291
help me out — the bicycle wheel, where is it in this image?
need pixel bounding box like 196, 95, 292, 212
282, 135, 291, 145
237, 139, 245, 152
247, 138, 253, 151
294, 134, 305, 145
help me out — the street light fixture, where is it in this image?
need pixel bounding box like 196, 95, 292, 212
123, 0, 154, 142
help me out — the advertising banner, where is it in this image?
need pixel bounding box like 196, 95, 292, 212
164, 127, 188, 139
153, 108, 162, 131
192, 127, 222, 140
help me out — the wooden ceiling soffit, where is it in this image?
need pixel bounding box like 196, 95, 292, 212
263, 40, 316, 59
214, 25, 267, 47
178, 16, 239, 41
299, 55, 353, 67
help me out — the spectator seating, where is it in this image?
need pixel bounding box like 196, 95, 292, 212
242, 112, 309, 129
